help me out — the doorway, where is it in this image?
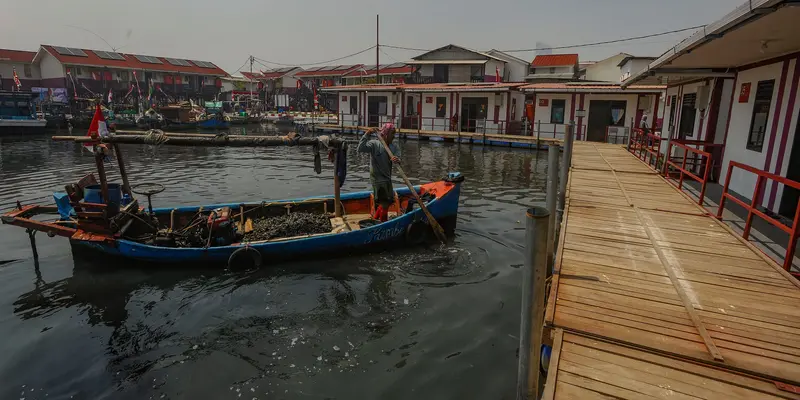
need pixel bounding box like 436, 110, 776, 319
586, 100, 627, 142
780, 117, 800, 219
367, 96, 387, 127
461, 97, 488, 132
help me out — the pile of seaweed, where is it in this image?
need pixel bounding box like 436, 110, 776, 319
244, 212, 333, 241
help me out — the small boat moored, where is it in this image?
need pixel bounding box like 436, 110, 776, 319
0, 91, 47, 135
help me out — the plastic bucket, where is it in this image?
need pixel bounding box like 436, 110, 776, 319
84, 183, 122, 214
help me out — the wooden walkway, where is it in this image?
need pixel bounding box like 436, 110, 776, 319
314, 124, 560, 148
543, 142, 800, 399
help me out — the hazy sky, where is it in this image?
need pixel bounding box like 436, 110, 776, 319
3, 0, 742, 74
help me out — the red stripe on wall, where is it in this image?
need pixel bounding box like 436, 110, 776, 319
768, 58, 800, 209
652, 93, 661, 131
577, 94, 585, 139
761, 60, 790, 203
721, 76, 738, 159
674, 86, 684, 139
505, 92, 512, 132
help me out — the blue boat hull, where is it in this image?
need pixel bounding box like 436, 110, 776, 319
71, 177, 462, 265
198, 117, 230, 129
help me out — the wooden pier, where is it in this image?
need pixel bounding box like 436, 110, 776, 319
542, 142, 800, 399
313, 124, 560, 148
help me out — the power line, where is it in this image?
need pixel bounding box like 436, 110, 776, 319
253, 45, 376, 67
380, 25, 706, 55
233, 56, 252, 73
499, 25, 705, 52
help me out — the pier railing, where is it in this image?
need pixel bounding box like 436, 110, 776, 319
717, 161, 800, 276
664, 141, 713, 206
670, 140, 726, 182
628, 128, 664, 169
532, 122, 587, 143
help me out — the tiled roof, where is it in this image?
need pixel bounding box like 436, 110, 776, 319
321, 82, 527, 92
242, 68, 299, 80
295, 65, 362, 77
343, 64, 414, 78
531, 54, 579, 67
521, 83, 665, 93
0, 49, 36, 63
40, 45, 228, 76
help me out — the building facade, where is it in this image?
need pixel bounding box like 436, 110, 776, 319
407, 44, 512, 84
0, 49, 39, 91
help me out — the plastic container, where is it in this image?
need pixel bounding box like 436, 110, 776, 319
84, 183, 122, 214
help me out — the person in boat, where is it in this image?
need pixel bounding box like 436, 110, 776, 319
358, 123, 401, 222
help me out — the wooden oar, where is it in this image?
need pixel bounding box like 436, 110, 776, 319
374, 133, 448, 244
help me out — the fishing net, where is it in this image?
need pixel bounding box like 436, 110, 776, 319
244, 212, 332, 241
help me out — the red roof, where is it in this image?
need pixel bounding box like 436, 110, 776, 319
242, 69, 298, 80
321, 82, 527, 92
295, 65, 362, 78
530, 54, 579, 67
40, 45, 228, 76
240, 72, 261, 80
521, 83, 665, 93
343, 65, 414, 78
0, 49, 36, 63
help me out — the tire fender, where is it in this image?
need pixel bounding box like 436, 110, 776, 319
228, 246, 263, 270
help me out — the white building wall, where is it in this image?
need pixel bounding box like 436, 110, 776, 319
0, 62, 41, 80
484, 59, 505, 81
721, 59, 798, 211
533, 66, 573, 75
714, 79, 735, 146
460, 92, 508, 134
531, 93, 574, 137
338, 92, 361, 126
583, 54, 627, 83
39, 52, 64, 79
620, 59, 652, 83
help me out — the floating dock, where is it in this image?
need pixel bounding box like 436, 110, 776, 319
543, 142, 800, 399
313, 124, 560, 149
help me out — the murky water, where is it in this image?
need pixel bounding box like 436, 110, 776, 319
0, 125, 548, 400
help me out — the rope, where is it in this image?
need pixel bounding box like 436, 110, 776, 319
143, 129, 169, 146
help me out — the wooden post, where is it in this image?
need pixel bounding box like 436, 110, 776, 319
333, 153, 342, 217
94, 149, 110, 206
113, 144, 132, 196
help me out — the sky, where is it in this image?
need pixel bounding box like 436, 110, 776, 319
2, 0, 743, 74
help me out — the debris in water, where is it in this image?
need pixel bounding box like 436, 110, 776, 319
403, 299, 409, 305
192, 345, 198, 350
244, 213, 332, 241
333, 345, 340, 351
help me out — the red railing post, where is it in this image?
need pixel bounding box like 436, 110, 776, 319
787, 201, 800, 273
743, 175, 765, 240
679, 148, 688, 192
717, 163, 734, 219
699, 153, 711, 206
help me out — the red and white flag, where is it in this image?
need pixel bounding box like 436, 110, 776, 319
12, 67, 22, 90
495, 66, 501, 83
92, 71, 100, 81
107, 88, 113, 103
85, 104, 109, 152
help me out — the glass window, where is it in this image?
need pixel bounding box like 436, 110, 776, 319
436, 97, 447, 118
24, 64, 32, 78
550, 99, 565, 124
747, 80, 775, 152
549, 67, 556, 74
349, 96, 358, 115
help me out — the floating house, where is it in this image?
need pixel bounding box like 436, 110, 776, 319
623, 0, 800, 218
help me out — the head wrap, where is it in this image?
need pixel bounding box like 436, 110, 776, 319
379, 122, 395, 139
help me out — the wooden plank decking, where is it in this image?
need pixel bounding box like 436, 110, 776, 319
544, 142, 800, 397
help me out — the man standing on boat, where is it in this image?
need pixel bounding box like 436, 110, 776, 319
358, 123, 400, 222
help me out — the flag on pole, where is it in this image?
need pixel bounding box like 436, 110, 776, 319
92, 71, 100, 81
495, 66, 501, 83
85, 104, 109, 152
107, 88, 113, 103
133, 71, 142, 98
148, 79, 154, 101
12, 67, 22, 90
67, 70, 78, 99
123, 85, 134, 99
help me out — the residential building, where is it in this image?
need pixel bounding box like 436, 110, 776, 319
341, 63, 415, 86
618, 55, 657, 83
242, 67, 302, 93
32, 45, 228, 102
407, 44, 511, 84
0, 49, 39, 91
582, 53, 639, 83
623, 0, 800, 219
526, 54, 580, 82
294, 65, 362, 88
485, 50, 531, 82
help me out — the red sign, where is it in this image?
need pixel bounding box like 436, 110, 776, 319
175, 75, 182, 85
538, 98, 549, 107
342, 96, 347, 102
739, 82, 751, 103
425, 97, 433, 104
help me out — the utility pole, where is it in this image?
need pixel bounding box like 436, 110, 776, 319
249, 55, 254, 111
376, 14, 380, 84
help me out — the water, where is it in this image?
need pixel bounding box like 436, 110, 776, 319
0, 126, 549, 400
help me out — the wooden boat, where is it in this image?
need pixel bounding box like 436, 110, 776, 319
0, 91, 47, 135
197, 114, 230, 129
2, 132, 463, 267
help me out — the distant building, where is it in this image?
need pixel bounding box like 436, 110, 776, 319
294, 65, 363, 88
341, 63, 415, 86
407, 44, 512, 84
527, 54, 580, 82
0, 49, 38, 91
31, 45, 228, 102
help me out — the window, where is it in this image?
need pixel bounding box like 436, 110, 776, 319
24, 64, 32, 78
747, 79, 775, 152
117, 71, 129, 81
550, 99, 565, 124
76, 67, 82, 76
549, 67, 556, 74
436, 97, 447, 118
529, 68, 537, 75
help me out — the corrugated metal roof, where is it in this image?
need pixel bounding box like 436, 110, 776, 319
343, 64, 414, 78
521, 82, 665, 93
40, 45, 227, 76
408, 60, 488, 65
530, 54, 579, 67
0, 49, 36, 63
321, 82, 527, 92
295, 65, 362, 77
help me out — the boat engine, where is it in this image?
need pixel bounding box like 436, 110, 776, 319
205, 207, 238, 247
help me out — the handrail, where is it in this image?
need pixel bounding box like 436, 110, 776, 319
665, 141, 713, 205
717, 161, 800, 275
628, 128, 663, 170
